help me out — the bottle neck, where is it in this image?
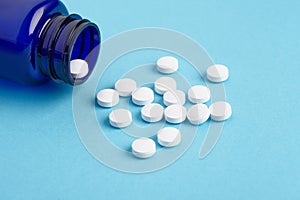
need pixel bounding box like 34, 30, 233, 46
35, 14, 101, 85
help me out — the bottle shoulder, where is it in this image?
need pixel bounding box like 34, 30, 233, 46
0, 0, 68, 48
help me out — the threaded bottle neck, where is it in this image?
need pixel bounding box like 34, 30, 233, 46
36, 14, 101, 85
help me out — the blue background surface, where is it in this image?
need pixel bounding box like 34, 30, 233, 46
1, 0, 300, 199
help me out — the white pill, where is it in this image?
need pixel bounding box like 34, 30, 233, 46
154, 77, 177, 95
209, 101, 232, 121
70, 59, 89, 78
132, 138, 156, 159
187, 104, 210, 125
114, 78, 137, 97
156, 56, 179, 74
97, 89, 119, 108
157, 127, 181, 147
164, 105, 187, 124
188, 85, 211, 104
141, 103, 164, 123
109, 109, 132, 128
132, 87, 154, 106
163, 90, 186, 106
206, 64, 229, 83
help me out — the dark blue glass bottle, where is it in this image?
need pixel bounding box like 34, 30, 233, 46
0, 0, 101, 85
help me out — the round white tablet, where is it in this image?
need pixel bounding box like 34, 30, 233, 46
206, 64, 229, 83
154, 77, 177, 95
132, 138, 156, 159
141, 103, 164, 123
70, 59, 89, 78
156, 56, 179, 74
163, 90, 186, 106
187, 104, 210, 125
188, 85, 211, 104
132, 87, 154, 106
157, 127, 181, 147
209, 101, 232, 121
114, 78, 137, 97
109, 109, 132, 128
96, 89, 119, 108
164, 105, 187, 124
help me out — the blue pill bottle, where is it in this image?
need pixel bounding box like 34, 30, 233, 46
0, 0, 101, 85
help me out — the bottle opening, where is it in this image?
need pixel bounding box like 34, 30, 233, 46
37, 14, 101, 85
68, 23, 100, 84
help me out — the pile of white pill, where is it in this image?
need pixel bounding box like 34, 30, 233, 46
96, 56, 232, 159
